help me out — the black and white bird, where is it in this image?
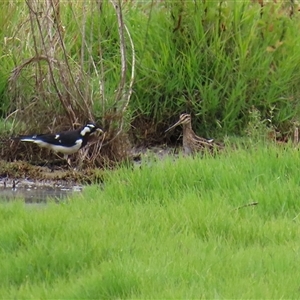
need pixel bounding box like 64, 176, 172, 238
12, 122, 103, 163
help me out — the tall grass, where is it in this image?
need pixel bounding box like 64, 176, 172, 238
1, 143, 300, 298
1, 1, 300, 145
131, 1, 300, 137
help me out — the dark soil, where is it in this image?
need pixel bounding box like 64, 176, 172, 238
0, 160, 105, 184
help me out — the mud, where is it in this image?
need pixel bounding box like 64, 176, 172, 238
0, 146, 176, 202
0, 160, 103, 202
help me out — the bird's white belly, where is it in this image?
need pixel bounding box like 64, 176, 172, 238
35, 140, 82, 154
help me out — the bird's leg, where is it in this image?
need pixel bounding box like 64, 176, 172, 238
64, 154, 72, 168
64, 154, 78, 171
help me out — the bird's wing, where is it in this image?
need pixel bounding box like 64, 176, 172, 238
11, 127, 90, 149
40, 130, 79, 147
12, 130, 79, 147
192, 134, 224, 150
193, 135, 214, 148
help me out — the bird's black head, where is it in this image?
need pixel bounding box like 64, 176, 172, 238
80, 123, 103, 136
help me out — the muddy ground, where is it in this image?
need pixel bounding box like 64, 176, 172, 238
0, 146, 176, 201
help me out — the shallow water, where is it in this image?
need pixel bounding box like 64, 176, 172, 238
0, 146, 175, 202
0, 178, 82, 203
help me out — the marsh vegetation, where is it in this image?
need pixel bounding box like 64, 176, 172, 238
1, 1, 300, 297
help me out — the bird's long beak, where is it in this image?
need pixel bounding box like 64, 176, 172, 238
165, 120, 182, 133
96, 128, 103, 133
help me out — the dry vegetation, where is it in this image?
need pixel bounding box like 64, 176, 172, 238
4, 0, 135, 166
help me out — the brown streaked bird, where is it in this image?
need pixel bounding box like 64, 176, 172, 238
165, 113, 222, 155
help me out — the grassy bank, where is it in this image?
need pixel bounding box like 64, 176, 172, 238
1, 143, 300, 298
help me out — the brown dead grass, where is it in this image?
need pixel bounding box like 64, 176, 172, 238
0, 128, 133, 173
0, 159, 105, 184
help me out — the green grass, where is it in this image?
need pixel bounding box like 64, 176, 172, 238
1, 143, 300, 298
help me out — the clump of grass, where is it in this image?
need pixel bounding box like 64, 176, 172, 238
1, 143, 300, 298
244, 105, 278, 142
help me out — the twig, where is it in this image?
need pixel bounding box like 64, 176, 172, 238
109, 0, 127, 104
122, 24, 135, 116
25, 0, 76, 125
294, 126, 299, 145
101, 3, 136, 147
9, 55, 57, 82
233, 202, 258, 211
68, 1, 105, 119
103, 23, 136, 147
49, 0, 94, 123
78, 132, 106, 165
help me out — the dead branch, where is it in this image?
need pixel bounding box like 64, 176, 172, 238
233, 202, 259, 211
9, 55, 57, 83
104, 23, 136, 147
49, 0, 94, 123
109, 0, 127, 104
102, 1, 136, 147
68, 2, 106, 118
25, 0, 76, 125
294, 126, 299, 145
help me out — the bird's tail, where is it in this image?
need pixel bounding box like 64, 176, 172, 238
11, 135, 37, 142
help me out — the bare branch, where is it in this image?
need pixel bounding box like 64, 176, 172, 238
105, 23, 136, 145
25, 0, 76, 124
101, 20, 136, 147
68, 2, 105, 115
48, 0, 93, 123
109, 0, 127, 104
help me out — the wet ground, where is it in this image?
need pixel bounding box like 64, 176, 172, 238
0, 160, 100, 203
0, 146, 176, 202
0, 178, 83, 203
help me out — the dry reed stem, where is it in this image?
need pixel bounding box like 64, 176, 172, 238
233, 202, 259, 211
79, 132, 106, 166
25, 0, 97, 126
9, 56, 57, 83
109, 0, 127, 105
68, 1, 106, 117
294, 127, 299, 145
26, 0, 77, 125
102, 0, 135, 147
